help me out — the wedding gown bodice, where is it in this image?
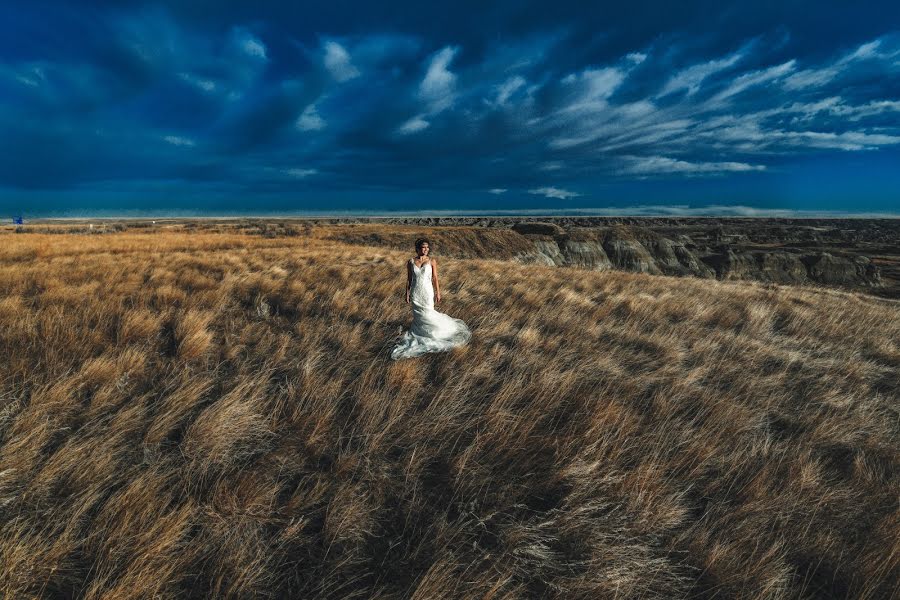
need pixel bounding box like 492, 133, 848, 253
391, 258, 471, 360
410, 260, 435, 308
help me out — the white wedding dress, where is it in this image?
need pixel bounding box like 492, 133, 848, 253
390, 259, 472, 360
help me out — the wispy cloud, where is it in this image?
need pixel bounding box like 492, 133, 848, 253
626, 52, 647, 65
12, 64, 47, 88
419, 46, 458, 113
492, 75, 526, 106
178, 72, 216, 92
488, 188, 507, 194
296, 104, 326, 131
658, 51, 744, 97
782, 67, 840, 91
163, 135, 195, 147
784, 38, 886, 91
284, 168, 317, 178
772, 130, 900, 151
233, 28, 267, 60
397, 115, 430, 135
621, 156, 765, 175
712, 60, 796, 102
560, 67, 626, 113
782, 97, 900, 122
323, 40, 360, 82
847, 39, 882, 61
528, 186, 581, 199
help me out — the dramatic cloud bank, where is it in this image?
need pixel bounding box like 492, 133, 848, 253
0, 1, 898, 213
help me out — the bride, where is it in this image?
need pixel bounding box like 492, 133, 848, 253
390, 238, 472, 360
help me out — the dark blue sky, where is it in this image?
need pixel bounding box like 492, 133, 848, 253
1, 1, 898, 217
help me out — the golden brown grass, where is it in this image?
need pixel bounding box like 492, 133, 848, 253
0, 228, 898, 599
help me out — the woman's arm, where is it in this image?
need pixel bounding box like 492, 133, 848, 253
432, 259, 441, 304
405, 259, 412, 304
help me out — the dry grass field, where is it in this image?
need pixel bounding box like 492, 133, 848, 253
0, 225, 898, 599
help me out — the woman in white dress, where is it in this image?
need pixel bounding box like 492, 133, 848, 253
390, 238, 472, 360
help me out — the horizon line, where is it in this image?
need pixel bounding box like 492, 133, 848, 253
10, 206, 900, 221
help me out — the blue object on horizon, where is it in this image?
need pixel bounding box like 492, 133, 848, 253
13, 215, 23, 225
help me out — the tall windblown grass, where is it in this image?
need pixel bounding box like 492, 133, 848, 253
0, 229, 897, 599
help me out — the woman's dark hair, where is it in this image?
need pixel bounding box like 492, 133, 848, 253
414, 237, 431, 252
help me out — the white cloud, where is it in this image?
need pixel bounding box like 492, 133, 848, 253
594, 116, 694, 153
552, 67, 627, 120
834, 99, 900, 120
782, 97, 900, 122
14, 64, 46, 88
493, 75, 526, 106
783, 67, 841, 91
548, 100, 664, 149
622, 156, 765, 175
236, 31, 267, 59
564, 67, 624, 101
583, 68, 625, 100
693, 109, 900, 151
284, 168, 317, 178
323, 41, 360, 82
16, 75, 40, 87
178, 72, 216, 92
488, 188, 507, 194
776, 130, 900, 151
779, 97, 843, 122
419, 46, 458, 113
658, 51, 744, 97
528, 186, 581, 199
163, 135, 195, 147
296, 104, 326, 131
783, 38, 888, 91
626, 52, 647, 65
713, 60, 796, 102
398, 115, 430, 135
847, 39, 882, 61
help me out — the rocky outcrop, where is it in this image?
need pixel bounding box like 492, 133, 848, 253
701, 250, 809, 284
523, 238, 565, 266
637, 234, 715, 278
511, 222, 565, 236
601, 230, 663, 275
700, 249, 882, 287
513, 226, 710, 276
509, 225, 885, 291
514, 231, 612, 269
558, 238, 613, 270
801, 252, 881, 287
